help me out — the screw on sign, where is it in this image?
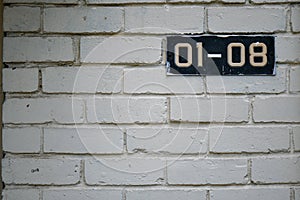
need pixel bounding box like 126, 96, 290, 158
166, 36, 275, 76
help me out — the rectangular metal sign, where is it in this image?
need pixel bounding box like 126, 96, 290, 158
166, 36, 275, 75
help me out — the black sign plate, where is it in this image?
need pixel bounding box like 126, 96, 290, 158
166, 36, 275, 75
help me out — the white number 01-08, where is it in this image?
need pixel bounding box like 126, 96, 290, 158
174, 42, 268, 68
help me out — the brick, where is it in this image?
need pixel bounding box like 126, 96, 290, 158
124, 67, 204, 94
292, 6, 300, 32
208, 7, 286, 33
168, 0, 211, 2
276, 36, 300, 63
126, 189, 206, 200
43, 189, 122, 200
296, 188, 300, 200
253, 96, 300, 122
293, 127, 300, 151
87, 0, 165, 3
3, 98, 85, 124
207, 68, 286, 94
80, 36, 162, 64
210, 188, 290, 200
252, 156, 300, 183
44, 128, 123, 154
170, 97, 249, 122
220, 0, 245, 3
4, 37, 74, 63
290, 67, 300, 92
125, 6, 204, 34
3, 127, 41, 153
209, 126, 289, 153
2, 158, 80, 185
127, 128, 208, 154
42, 66, 122, 93
85, 158, 165, 185
3, 189, 40, 200
4, 6, 40, 32
44, 7, 123, 33
4, 0, 78, 3
251, 0, 300, 3
86, 97, 167, 123
3, 68, 39, 92
167, 159, 247, 185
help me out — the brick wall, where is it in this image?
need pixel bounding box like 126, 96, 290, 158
2, 0, 300, 200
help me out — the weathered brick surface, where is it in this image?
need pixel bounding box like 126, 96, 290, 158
3, 0, 299, 199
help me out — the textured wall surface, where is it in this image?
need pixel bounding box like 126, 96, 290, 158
2, 0, 300, 199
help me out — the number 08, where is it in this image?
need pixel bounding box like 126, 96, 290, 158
227, 42, 268, 67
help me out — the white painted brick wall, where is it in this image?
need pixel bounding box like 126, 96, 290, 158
127, 128, 208, 154
85, 158, 165, 185
252, 156, 300, 183
170, 97, 249, 122
42, 66, 122, 93
3, 37, 74, 62
4, 6, 40, 32
44, 128, 123, 154
3, 68, 39, 92
253, 96, 300, 122
43, 189, 122, 200
209, 126, 289, 153
2, 158, 80, 185
125, 6, 204, 33
44, 7, 123, 33
3, 127, 41, 153
3, 0, 300, 199
207, 7, 286, 33
167, 159, 248, 185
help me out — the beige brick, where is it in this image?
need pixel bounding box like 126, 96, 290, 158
81, 36, 162, 64
44, 7, 123, 33
253, 96, 300, 122
124, 67, 204, 94
170, 97, 249, 122
44, 128, 123, 154
252, 156, 300, 183
42, 66, 122, 93
2, 158, 80, 185
3, 68, 39, 92
290, 67, 300, 92
3, 37, 74, 62
125, 6, 204, 34
208, 7, 286, 33
209, 126, 289, 153
127, 128, 208, 154
4, 6, 40, 32
86, 97, 167, 123
85, 158, 165, 185
168, 159, 248, 185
